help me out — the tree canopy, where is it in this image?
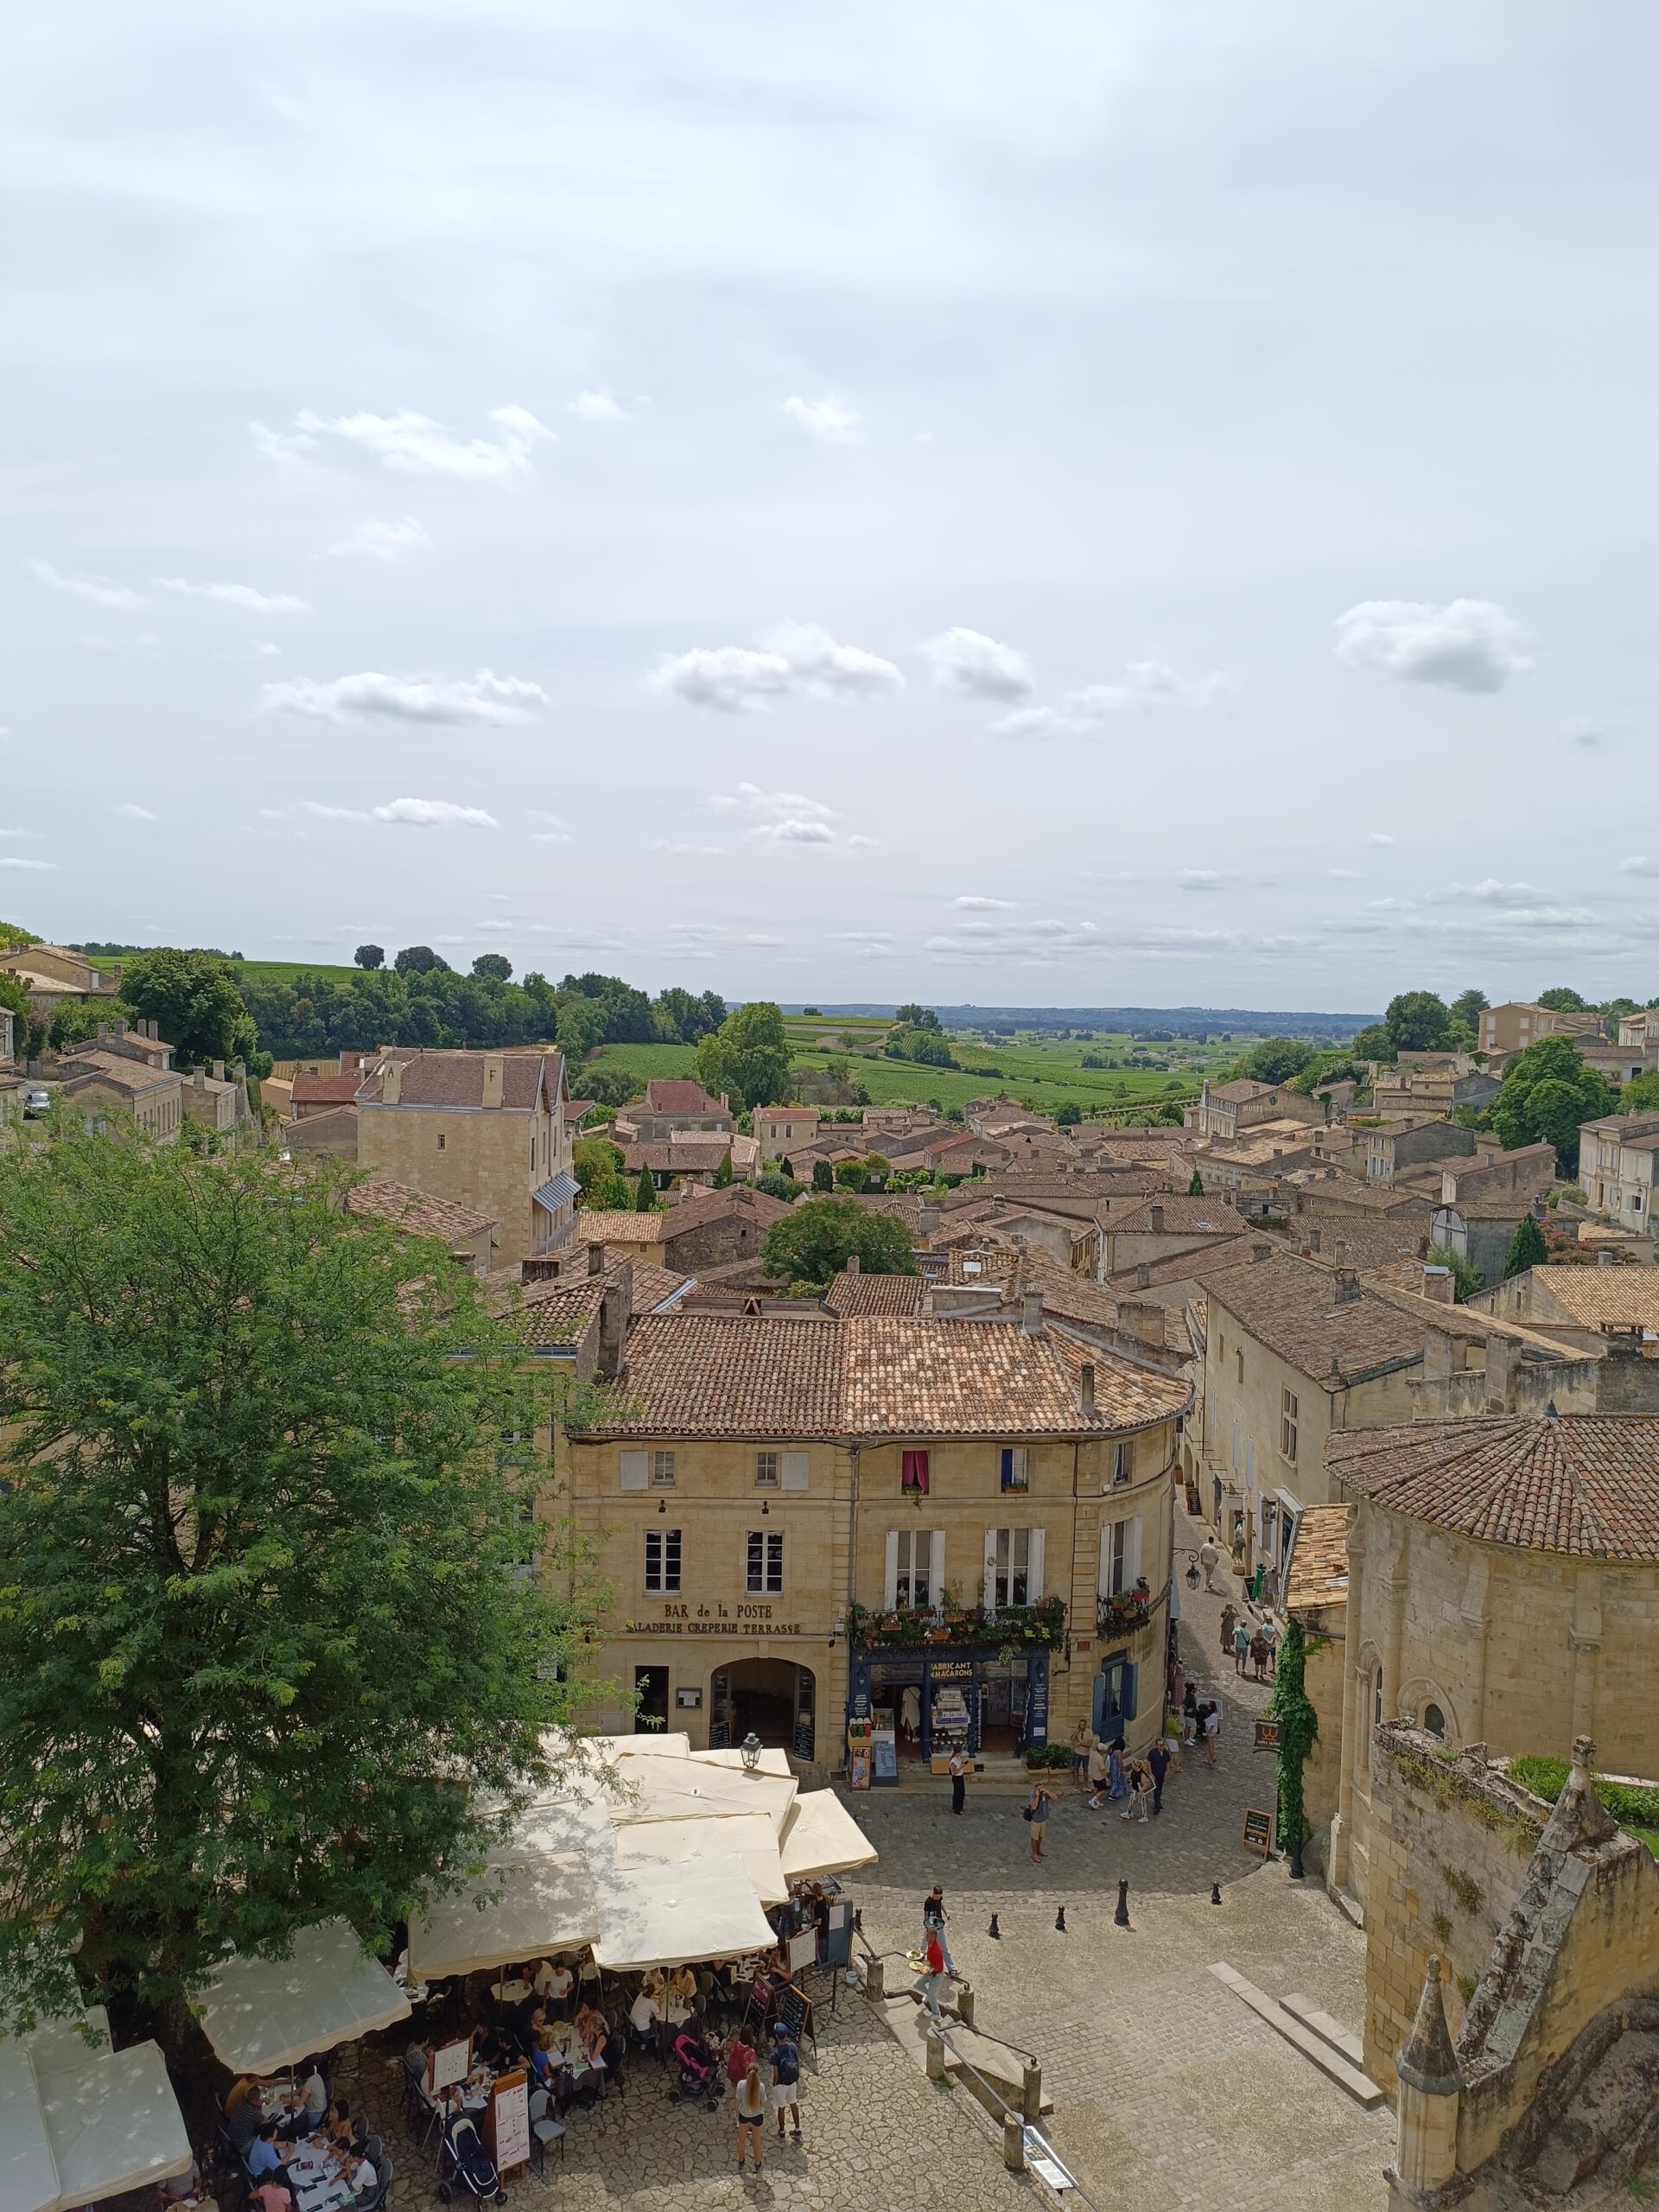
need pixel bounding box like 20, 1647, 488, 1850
572, 1135, 631, 1211
696, 1000, 792, 1109
1382, 989, 1459, 1053
0, 1134, 608, 2044
471, 953, 512, 982
118, 947, 263, 1071
393, 944, 450, 975
1503, 1212, 1548, 1280
1450, 988, 1489, 1028
1490, 1035, 1616, 1166
353, 944, 385, 970
761, 1196, 917, 1287
1536, 986, 1589, 1012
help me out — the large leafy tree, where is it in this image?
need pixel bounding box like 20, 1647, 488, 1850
1491, 1035, 1616, 1167
0, 1135, 608, 2047
1450, 988, 1489, 1030
696, 1000, 792, 1109
1503, 1212, 1548, 1279
761, 1196, 916, 1287
1536, 986, 1588, 1012
118, 947, 262, 1071
1383, 990, 1459, 1053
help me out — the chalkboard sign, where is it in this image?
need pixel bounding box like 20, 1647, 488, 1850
871, 1735, 899, 1785
793, 1717, 815, 1762
709, 1719, 731, 1750
1242, 1808, 1274, 1857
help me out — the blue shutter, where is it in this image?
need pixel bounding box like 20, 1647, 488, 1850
1123, 1662, 1139, 1724
1000, 1447, 1013, 1491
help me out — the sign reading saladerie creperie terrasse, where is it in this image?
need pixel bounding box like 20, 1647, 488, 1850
623, 1602, 804, 1635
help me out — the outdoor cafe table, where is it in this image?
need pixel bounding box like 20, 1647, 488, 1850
286, 2148, 354, 2212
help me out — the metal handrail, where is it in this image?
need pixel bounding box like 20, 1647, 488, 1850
927, 2020, 1107, 2212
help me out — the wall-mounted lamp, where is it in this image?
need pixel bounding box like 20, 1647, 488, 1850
761, 1500, 770, 1516
657, 1499, 667, 1515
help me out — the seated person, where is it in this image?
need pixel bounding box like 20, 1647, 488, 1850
665, 1965, 696, 2011
226, 2091, 265, 2156
573, 2002, 605, 2056
251, 2183, 291, 2212
347, 2153, 377, 2198
627, 1986, 660, 2041
224, 2077, 261, 2115
477, 2024, 516, 2071
322, 2101, 353, 2150
246, 2122, 286, 2179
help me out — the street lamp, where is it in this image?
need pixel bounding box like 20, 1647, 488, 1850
740, 1732, 763, 1772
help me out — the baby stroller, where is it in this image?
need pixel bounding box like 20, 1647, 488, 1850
436, 2110, 507, 2207
667, 2029, 719, 2111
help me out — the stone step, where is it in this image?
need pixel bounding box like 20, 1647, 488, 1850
1281, 1993, 1368, 2069
1206, 1963, 1384, 2108
874, 1994, 1053, 2113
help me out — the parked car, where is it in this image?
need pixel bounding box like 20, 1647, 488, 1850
22, 1089, 52, 1116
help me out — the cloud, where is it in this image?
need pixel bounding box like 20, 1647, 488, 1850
258, 669, 549, 727
652, 621, 903, 713
953, 895, 1018, 911
654, 840, 728, 856
114, 802, 158, 822
1333, 598, 1532, 692
708, 780, 871, 851
155, 575, 310, 613
1368, 831, 1395, 846
26, 557, 143, 610
1562, 718, 1602, 749
247, 640, 283, 659
1327, 868, 1361, 880
567, 389, 627, 421
1438, 879, 1558, 908
1176, 868, 1272, 891
274, 798, 499, 830
327, 518, 432, 562
526, 810, 574, 844
1618, 856, 1659, 878
257, 405, 555, 480
922, 627, 1034, 704
996, 663, 1226, 737
0, 857, 55, 870
782, 395, 861, 444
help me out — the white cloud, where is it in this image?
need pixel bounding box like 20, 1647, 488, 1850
247, 640, 283, 659
1327, 868, 1361, 880
114, 802, 158, 822
0, 857, 55, 871
654, 840, 728, 856
953, 894, 1018, 911
1368, 831, 1395, 846
922, 627, 1034, 704
1439, 879, 1556, 908
763, 818, 835, 845
276, 798, 499, 830
652, 621, 903, 714
1618, 856, 1659, 878
327, 518, 432, 562
260, 405, 555, 480
1333, 598, 1533, 692
259, 669, 549, 727
707, 780, 871, 851
782, 395, 861, 444
567, 389, 627, 421
155, 575, 310, 613
996, 662, 1226, 737
26, 557, 143, 610
1562, 719, 1602, 749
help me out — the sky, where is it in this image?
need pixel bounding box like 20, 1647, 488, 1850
3, 1, 1658, 1011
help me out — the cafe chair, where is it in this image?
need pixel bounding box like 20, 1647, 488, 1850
367, 2154, 395, 2212
525, 2088, 566, 2174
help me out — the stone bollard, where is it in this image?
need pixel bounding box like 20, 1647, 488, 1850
925, 2028, 946, 2081
1003, 2115, 1025, 2173
1021, 2060, 1043, 2121
866, 1957, 886, 2001
956, 1984, 976, 2029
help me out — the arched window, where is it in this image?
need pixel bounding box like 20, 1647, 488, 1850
1373, 1669, 1383, 1729
1423, 1703, 1446, 1739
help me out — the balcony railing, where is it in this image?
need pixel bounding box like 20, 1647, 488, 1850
1096, 1586, 1152, 1637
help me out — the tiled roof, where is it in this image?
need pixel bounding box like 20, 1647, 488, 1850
657, 1186, 794, 1242
1326, 1416, 1659, 1560
359, 1050, 560, 1111
1107, 1235, 1260, 1291
1206, 1251, 1423, 1388
1207, 1079, 1278, 1103
644, 1079, 726, 1115
293, 1069, 366, 1107
1111, 1197, 1242, 1235
587, 1313, 1188, 1440
620, 1138, 731, 1172
577, 1209, 671, 1243
1286, 1503, 1351, 1610
57, 1051, 175, 1097
346, 1177, 495, 1242
1300, 1176, 1433, 1215
1519, 1266, 1659, 1331
823, 1271, 926, 1317
1294, 1224, 1431, 1273
513, 1260, 691, 1346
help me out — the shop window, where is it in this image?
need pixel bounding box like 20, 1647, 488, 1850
645, 1528, 682, 1594
652, 1451, 677, 1487
1000, 1446, 1028, 1491
746, 1530, 784, 1594
1281, 1388, 1299, 1464
901, 1450, 930, 1494
754, 1452, 779, 1488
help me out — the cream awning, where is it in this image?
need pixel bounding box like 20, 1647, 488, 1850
408, 1853, 601, 1980
192, 1919, 411, 2075
592, 1856, 777, 1974
613, 1815, 788, 1906
608, 1763, 798, 1838
688, 1747, 795, 1777
0, 2025, 192, 2212
778, 1790, 879, 1882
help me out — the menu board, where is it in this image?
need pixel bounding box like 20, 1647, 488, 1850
871, 1735, 898, 1785
787, 1929, 817, 1976
486, 2071, 530, 2173
430, 2037, 472, 2094
1242, 1808, 1274, 1857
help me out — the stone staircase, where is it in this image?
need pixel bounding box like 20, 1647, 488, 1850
1207, 1961, 1384, 2107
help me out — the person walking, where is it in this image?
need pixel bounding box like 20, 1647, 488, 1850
1121, 1763, 1151, 1822
914, 1926, 947, 2023
1203, 1700, 1220, 1768
1249, 1628, 1269, 1681
949, 1742, 969, 1815
1198, 1533, 1220, 1592
1261, 1618, 1281, 1676
1070, 1719, 1092, 1788
922, 1887, 956, 1976
770, 2021, 803, 2145
1181, 1684, 1200, 1746
1261, 1560, 1281, 1611
1219, 1599, 1236, 1654
734, 2062, 766, 2171
1086, 1738, 1109, 1808
1232, 1618, 1250, 1675
1107, 1739, 1128, 1802
1148, 1734, 1172, 1815
1026, 1781, 1052, 1862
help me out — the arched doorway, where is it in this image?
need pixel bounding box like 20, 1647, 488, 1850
711, 1661, 817, 1759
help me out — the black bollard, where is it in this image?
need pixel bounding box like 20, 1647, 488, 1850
1211, 1881, 1223, 1906
1054, 1906, 1066, 1933
988, 1911, 1001, 1940
1114, 1878, 1130, 1929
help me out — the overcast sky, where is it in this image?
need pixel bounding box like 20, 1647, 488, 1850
4, 2, 1657, 1011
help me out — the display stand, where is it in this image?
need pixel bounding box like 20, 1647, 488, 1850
846, 1715, 873, 1790
485, 2069, 530, 2176
429, 2037, 472, 2096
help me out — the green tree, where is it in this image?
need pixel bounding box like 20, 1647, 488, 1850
893, 1003, 942, 1032
696, 1001, 791, 1109
884, 1027, 955, 1068
1268, 1618, 1319, 1878
756, 1170, 801, 1201
393, 944, 450, 976
761, 1197, 917, 1287
811, 1160, 834, 1192
1427, 1243, 1481, 1301
580, 1063, 644, 1109
1383, 990, 1457, 1053
1536, 986, 1588, 1012
118, 947, 260, 1071
634, 1166, 658, 1211
0, 919, 41, 950
573, 1135, 625, 1199
472, 954, 512, 982
1503, 1212, 1548, 1280
1188, 1169, 1205, 1196
1055, 1103, 1082, 1127
0, 1135, 608, 2046
713, 1150, 734, 1187
834, 1160, 868, 1192
1350, 1024, 1395, 1063
353, 944, 385, 970
1491, 1035, 1616, 1167
1236, 1038, 1313, 1085
1450, 988, 1489, 1029
1622, 1071, 1659, 1113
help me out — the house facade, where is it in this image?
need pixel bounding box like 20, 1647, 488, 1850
1477, 1002, 1599, 1055
1578, 1114, 1659, 1228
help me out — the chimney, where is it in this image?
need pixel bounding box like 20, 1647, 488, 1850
918, 1202, 942, 1239
597, 1263, 632, 1381
1421, 1263, 1454, 1305
1309, 1228, 1322, 1254
113, 1017, 127, 1039
1020, 1291, 1044, 1334
1079, 1360, 1096, 1416
1135, 1262, 1151, 1290
1251, 1242, 1272, 1262
481, 1053, 505, 1109
845, 1253, 860, 1274
1149, 1205, 1165, 1232
588, 1241, 605, 1278
1117, 1299, 1166, 1350
382, 1059, 402, 1105
213, 1058, 225, 1081
193, 1067, 206, 1093
1334, 1268, 1361, 1305
1484, 1332, 1516, 1412
1333, 1237, 1348, 1265
1597, 1249, 1616, 1268
149, 1019, 160, 1041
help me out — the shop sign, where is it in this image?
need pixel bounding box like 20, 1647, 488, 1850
622, 1602, 804, 1636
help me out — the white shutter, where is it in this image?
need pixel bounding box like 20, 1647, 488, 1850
620, 1450, 647, 1492
1027, 1527, 1046, 1601
1124, 1515, 1142, 1588
1098, 1522, 1113, 1599
983, 1527, 1000, 1613
780, 1451, 810, 1491
883, 1530, 900, 1611
932, 1529, 946, 1611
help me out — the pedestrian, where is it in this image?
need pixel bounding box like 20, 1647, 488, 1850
1086, 1738, 1109, 1807
1198, 1533, 1220, 1591
1107, 1738, 1128, 1802
1026, 1781, 1052, 1862
1168, 1658, 1186, 1718
1181, 1685, 1199, 1746
734, 2062, 766, 2171
1262, 1618, 1281, 1675
1203, 1700, 1220, 1767
922, 1886, 956, 1976
949, 1741, 969, 1815
914, 1926, 947, 2023
770, 2020, 803, 2145
1262, 1560, 1281, 1611
1249, 1629, 1269, 1681
1220, 1601, 1237, 1656
1232, 1619, 1250, 1675
1070, 1718, 1092, 1788
1148, 1734, 1172, 1815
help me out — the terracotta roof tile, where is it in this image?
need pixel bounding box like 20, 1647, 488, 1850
1205, 1251, 1423, 1387
1285, 1503, 1351, 1610
1111, 1197, 1243, 1235
577, 1208, 672, 1244
513, 1259, 690, 1346
644, 1079, 727, 1115
359, 1050, 561, 1111
1516, 1266, 1659, 1330
823, 1271, 926, 1317
656, 1186, 794, 1242
345, 1177, 495, 1242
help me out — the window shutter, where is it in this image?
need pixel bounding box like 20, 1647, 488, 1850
780, 1451, 810, 1491
1124, 1515, 1142, 1587
932, 1529, 946, 1609
983, 1527, 1000, 1612
620, 1450, 647, 1492
883, 1531, 899, 1611
1098, 1522, 1113, 1598
1122, 1662, 1139, 1722
1000, 1446, 1012, 1490
1027, 1528, 1046, 1600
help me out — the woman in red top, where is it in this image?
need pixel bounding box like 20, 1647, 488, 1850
916, 1929, 947, 2023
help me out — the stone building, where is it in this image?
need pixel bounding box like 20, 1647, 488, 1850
57, 1020, 185, 1141
1191, 1077, 1325, 1141
1578, 1112, 1659, 1230
1323, 1414, 1659, 1923
1477, 1001, 1600, 1055
558, 1296, 1188, 1770
614, 1079, 734, 1143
